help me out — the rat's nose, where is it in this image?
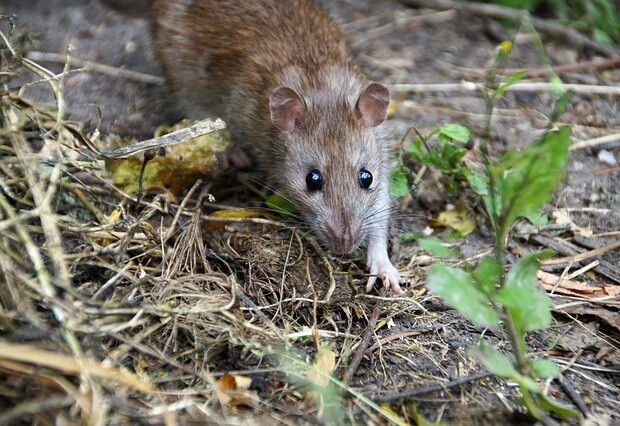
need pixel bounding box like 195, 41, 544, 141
325, 218, 362, 254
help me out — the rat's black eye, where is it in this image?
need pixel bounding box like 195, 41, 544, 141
358, 168, 373, 189
306, 169, 323, 191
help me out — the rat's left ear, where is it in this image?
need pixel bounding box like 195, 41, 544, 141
269, 86, 308, 131
355, 82, 390, 128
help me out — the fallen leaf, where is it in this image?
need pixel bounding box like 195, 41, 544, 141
106, 119, 230, 195
386, 99, 399, 118
538, 271, 620, 298
559, 306, 620, 333
215, 373, 254, 409
105, 207, 122, 224
431, 208, 476, 236
539, 272, 620, 332
557, 322, 601, 353
551, 209, 593, 238
205, 209, 270, 231
306, 348, 335, 389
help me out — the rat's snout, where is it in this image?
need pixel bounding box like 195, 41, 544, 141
324, 216, 362, 254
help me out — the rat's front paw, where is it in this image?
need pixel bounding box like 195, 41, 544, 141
366, 256, 402, 294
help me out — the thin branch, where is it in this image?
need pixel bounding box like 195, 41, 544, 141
371, 371, 493, 403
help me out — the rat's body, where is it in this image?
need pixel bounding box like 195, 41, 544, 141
106, 0, 401, 293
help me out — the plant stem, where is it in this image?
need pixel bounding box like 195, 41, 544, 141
519, 382, 543, 420
480, 45, 548, 421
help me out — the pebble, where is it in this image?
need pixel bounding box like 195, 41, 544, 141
597, 149, 617, 166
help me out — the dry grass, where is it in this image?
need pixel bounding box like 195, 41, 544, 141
3, 19, 618, 426
0, 81, 435, 422
0, 29, 443, 424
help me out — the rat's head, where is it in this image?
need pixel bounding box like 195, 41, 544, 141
268, 81, 391, 254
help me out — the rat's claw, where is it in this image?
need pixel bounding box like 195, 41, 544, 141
366, 257, 402, 294
365, 275, 378, 293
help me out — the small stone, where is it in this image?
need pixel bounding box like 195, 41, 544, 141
597, 149, 617, 166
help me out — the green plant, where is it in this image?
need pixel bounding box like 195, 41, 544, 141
484, 0, 620, 45
391, 123, 471, 198
391, 40, 579, 422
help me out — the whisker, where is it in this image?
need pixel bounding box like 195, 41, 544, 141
227, 169, 306, 221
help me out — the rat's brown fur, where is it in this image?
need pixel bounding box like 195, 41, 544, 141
106, 0, 402, 293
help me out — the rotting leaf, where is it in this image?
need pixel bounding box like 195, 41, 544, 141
215, 373, 254, 409
105, 206, 123, 224
304, 347, 341, 423
537, 270, 620, 298
386, 99, 399, 118
550, 209, 593, 237
105, 119, 230, 195
433, 208, 477, 236
306, 347, 335, 389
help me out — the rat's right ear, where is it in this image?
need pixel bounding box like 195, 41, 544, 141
269, 87, 308, 131
355, 82, 390, 128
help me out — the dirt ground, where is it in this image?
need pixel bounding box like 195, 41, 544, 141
1, 0, 619, 424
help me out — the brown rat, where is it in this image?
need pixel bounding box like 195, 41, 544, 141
106, 0, 402, 293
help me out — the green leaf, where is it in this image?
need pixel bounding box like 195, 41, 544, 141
266, 192, 297, 216
513, 371, 545, 393
389, 168, 410, 198
441, 143, 468, 167
496, 250, 555, 333
503, 249, 554, 289
407, 138, 425, 159
549, 90, 573, 123
593, 27, 613, 46
492, 127, 571, 230
470, 342, 516, 378
497, 70, 526, 97
466, 172, 497, 228
537, 393, 582, 420
418, 237, 456, 258
524, 211, 548, 226
427, 149, 448, 171
531, 359, 560, 379
399, 232, 417, 244
473, 256, 502, 294
549, 74, 564, 98
466, 172, 489, 197
438, 124, 470, 143
427, 265, 500, 327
